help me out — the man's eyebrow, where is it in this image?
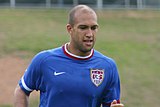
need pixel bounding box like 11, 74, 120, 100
78, 25, 98, 27
78, 25, 88, 27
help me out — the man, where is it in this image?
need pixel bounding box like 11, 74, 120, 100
14, 5, 124, 107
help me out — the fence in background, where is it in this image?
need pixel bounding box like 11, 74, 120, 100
0, 0, 160, 9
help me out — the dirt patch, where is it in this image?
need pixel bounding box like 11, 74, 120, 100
0, 54, 38, 105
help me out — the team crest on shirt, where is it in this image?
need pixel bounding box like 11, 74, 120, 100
90, 69, 104, 87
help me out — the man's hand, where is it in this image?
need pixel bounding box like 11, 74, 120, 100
110, 100, 124, 107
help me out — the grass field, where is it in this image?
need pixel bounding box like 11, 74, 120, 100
0, 8, 160, 107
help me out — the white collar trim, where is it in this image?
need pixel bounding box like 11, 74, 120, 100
64, 43, 94, 59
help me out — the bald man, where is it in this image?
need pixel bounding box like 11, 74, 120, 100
14, 5, 124, 107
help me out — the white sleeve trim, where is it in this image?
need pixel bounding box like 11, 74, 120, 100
22, 76, 33, 92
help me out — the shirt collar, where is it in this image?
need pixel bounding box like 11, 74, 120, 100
62, 43, 94, 60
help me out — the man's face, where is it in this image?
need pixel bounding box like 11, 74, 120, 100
68, 10, 98, 54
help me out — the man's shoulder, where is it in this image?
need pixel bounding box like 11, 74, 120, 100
94, 50, 111, 59
32, 46, 63, 61
94, 50, 116, 64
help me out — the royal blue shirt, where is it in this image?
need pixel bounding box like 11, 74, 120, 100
19, 43, 121, 107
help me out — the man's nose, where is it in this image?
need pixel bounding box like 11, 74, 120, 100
86, 28, 93, 37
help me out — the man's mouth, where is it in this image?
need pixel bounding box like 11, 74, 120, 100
84, 40, 93, 42
83, 40, 93, 46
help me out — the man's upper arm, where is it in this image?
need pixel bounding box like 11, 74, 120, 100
14, 85, 29, 107
102, 58, 121, 107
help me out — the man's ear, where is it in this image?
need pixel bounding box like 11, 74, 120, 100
66, 24, 73, 34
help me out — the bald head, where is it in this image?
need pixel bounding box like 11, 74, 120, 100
68, 5, 97, 26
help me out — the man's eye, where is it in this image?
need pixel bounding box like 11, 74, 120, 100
79, 26, 88, 30
91, 26, 98, 30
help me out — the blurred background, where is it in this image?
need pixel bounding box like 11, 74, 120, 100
0, 0, 160, 107
0, 0, 160, 9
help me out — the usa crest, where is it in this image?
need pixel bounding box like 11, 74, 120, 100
90, 69, 104, 87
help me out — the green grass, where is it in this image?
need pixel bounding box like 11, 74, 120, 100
0, 8, 160, 107
0, 8, 69, 55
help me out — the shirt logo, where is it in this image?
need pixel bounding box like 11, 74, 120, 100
54, 72, 66, 76
90, 69, 104, 87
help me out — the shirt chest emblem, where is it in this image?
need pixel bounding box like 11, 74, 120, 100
90, 69, 105, 87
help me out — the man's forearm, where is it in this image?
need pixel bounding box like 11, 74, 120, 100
14, 85, 29, 107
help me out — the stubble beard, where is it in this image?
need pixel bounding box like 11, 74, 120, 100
78, 41, 95, 54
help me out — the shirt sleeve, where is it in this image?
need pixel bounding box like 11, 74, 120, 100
102, 59, 121, 107
19, 51, 46, 95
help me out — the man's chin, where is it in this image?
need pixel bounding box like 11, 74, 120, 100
81, 47, 93, 53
